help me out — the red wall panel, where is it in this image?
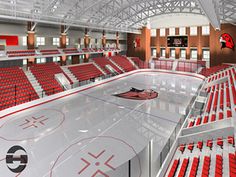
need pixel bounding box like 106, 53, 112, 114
0, 35, 19, 46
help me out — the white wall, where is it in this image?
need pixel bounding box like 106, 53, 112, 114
150, 13, 210, 29
0, 22, 127, 50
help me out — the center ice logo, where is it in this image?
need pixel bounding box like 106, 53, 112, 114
113, 87, 158, 100
6, 145, 28, 173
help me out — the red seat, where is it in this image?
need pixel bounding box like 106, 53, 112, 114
217, 138, 223, 148
179, 144, 185, 153
227, 110, 232, 118
197, 141, 203, 151
167, 159, 179, 177
228, 136, 235, 146
207, 140, 213, 150
188, 143, 194, 152
188, 121, 195, 128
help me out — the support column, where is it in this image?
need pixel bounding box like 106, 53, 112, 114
27, 22, 35, 50
27, 22, 36, 67
84, 28, 90, 48
186, 27, 191, 59
197, 26, 202, 60
156, 29, 160, 58
175, 28, 180, 59
141, 27, 151, 62
102, 30, 106, 48
116, 32, 119, 49
60, 25, 67, 49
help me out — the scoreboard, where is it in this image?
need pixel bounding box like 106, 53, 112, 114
167, 36, 188, 47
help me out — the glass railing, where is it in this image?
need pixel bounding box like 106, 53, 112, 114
0, 60, 206, 111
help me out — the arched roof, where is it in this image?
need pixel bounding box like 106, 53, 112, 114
0, 0, 235, 33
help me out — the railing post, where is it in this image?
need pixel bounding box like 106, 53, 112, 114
15, 85, 17, 106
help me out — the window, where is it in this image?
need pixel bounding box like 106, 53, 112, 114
36, 37, 45, 46
202, 49, 210, 59
170, 49, 175, 58
179, 27, 186, 35
169, 28, 175, 35
22, 36, 27, 46
161, 48, 166, 57
23, 59, 27, 65
151, 29, 156, 37
66, 38, 69, 45
190, 27, 198, 36
53, 56, 60, 62
67, 56, 72, 60
202, 26, 210, 35
191, 49, 198, 59
160, 28, 165, 37
36, 58, 46, 64
180, 49, 186, 58
53, 38, 60, 46
152, 48, 157, 57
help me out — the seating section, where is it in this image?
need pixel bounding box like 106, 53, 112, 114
229, 153, 236, 177
166, 136, 236, 177
186, 66, 235, 128
93, 57, 123, 74
68, 63, 104, 82
0, 67, 39, 110
154, 60, 174, 70
30, 62, 73, 95
6, 48, 120, 57
200, 65, 230, 77
40, 49, 60, 55
130, 57, 150, 69
7, 50, 36, 57
110, 55, 136, 72
176, 61, 198, 72
168, 159, 179, 177
63, 48, 81, 54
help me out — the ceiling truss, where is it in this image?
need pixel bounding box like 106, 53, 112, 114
0, 0, 234, 33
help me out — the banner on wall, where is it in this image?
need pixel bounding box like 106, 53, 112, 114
219, 33, 234, 50
133, 37, 141, 48
0, 35, 19, 46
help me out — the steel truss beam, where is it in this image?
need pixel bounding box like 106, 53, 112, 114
0, 0, 234, 32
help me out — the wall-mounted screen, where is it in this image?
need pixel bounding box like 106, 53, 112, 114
167, 36, 188, 47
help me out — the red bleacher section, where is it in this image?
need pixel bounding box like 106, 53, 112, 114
130, 57, 148, 69
167, 136, 236, 177
68, 63, 104, 82
63, 48, 81, 54
7, 50, 36, 57
0, 67, 39, 110
93, 57, 123, 74
40, 49, 60, 55
154, 60, 174, 70
186, 67, 235, 128
200, 65, 230, 77
110, 55, 136, 72
30, 63, 73, 95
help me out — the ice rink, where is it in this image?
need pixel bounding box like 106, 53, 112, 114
0, 70, 204, 177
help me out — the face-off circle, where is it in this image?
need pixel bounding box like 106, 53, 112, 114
0, 109, 65, 141
50, 136, 142, 177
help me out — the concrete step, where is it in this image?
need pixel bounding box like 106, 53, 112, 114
61, 67, 78, 83
127, 57, 139, 69
109, 59, 125, 73
93, 62, 107, 75
25, 70, 45, 97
